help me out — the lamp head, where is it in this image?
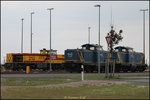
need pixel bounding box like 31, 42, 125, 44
94, 5, 101, 7
140, 9, 148, 11
31, 12, 35, 14
47, 8, 54, 10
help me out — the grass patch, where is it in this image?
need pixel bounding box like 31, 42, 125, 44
1, 83, 149, 99
120, 74, 149, 77
55, 75, 125, 80
2, 74, 147, 86
54, 73, 149, 80
1, 78, 77, 86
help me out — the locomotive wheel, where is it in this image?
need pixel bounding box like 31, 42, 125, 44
131, 69, 136, 72
139, 67, 144, 72
42, 68, 46, 71
66, 68, 73, 73
115, 67, 120, 72
123, 69, 128, 72
84, 67, 90, 73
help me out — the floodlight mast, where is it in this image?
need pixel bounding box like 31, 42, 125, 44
47, 8, 54, 71
31, 12, 34, 53
88, 27, 91, 44
140, 9, 148, 64
94, 4, 101, 74
21, 18, 24, 53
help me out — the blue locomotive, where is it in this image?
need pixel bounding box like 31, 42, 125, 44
114, 46, 147, 72
64, 44, 147, 72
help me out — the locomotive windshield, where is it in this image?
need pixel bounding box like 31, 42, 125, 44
114, 46, 134, 53
122, 48, 127, 52
114, 49, 119, 52
81, 44, 103, 51
40, 48, 57, 55
90, 47, 95, 50
82, 46, 86, 50
47, 51, 57, 55
96, 46, 103, 51
128, 48, 134, 53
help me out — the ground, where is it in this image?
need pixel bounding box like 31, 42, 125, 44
1, 73, 149, 99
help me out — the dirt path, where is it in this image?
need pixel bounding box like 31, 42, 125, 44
36, 80, 127, 88
1, 80, 128, 89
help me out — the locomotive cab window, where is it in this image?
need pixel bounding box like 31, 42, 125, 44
82, 46, 86, 50
47, 50, 57, 55
90, 47, 95, 50
96, 47, 103, 51
50, 51, 57, 55
40, 51, 43, 54
128, 49, 134, 53
115, 49, 119, 52
122, 48, 127, 52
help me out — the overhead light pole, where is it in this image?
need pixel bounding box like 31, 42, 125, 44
94, 4, 101, 74
21, 18, 24, 53
88, 27, 91, 44
47, 8, 54, 71
0, 16, 2, 68
140, 9, 148, 63
30, 12, 34, 53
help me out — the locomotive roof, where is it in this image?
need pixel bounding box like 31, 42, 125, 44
115, 46, 133, 50
81, 44, 103, 48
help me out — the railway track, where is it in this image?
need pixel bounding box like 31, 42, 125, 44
1, 69, 149, 74
1, 70, 69, 74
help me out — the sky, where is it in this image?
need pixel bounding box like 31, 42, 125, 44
1, 1, 149, 65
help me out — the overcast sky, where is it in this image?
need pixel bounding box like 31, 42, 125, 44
1, 1, 149, 65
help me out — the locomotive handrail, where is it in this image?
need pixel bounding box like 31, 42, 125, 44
77, 50, 84, 63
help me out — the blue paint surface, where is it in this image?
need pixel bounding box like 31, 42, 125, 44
65, 44, 144, 65
65, 49, 79, 60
